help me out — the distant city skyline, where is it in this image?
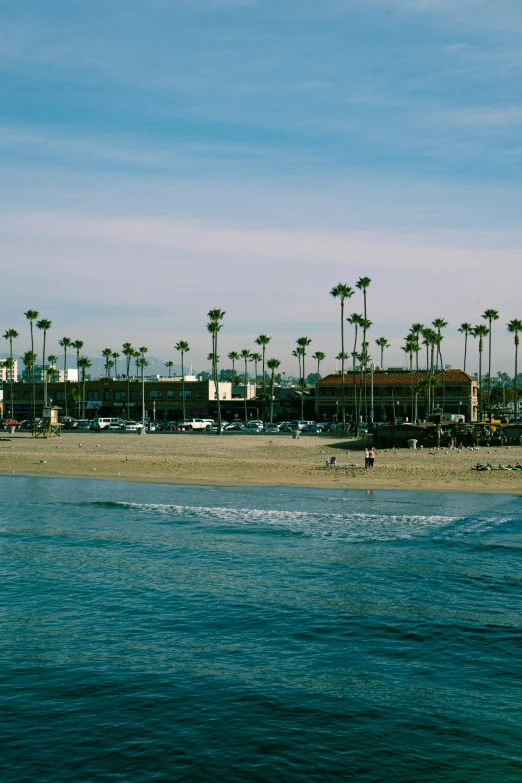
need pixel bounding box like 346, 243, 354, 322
1, 1, 521, 372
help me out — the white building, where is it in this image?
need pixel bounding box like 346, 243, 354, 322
0, 359, 18, 382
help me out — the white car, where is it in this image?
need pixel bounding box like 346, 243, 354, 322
245, 420, 264, 430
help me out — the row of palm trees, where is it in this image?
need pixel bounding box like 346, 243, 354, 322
3, 298, 521, 430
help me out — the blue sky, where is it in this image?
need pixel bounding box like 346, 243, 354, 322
1, 0, 521, 373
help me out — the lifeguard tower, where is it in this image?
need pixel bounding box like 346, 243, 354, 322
34, 406, 63, 438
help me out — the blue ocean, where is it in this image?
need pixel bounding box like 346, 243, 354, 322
1, 476, 521, 782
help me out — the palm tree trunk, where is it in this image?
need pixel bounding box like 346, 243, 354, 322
463, 333, 468, 373
487, 323, 492, 423
301, 352, 305, 419
63, 348, 68, 417
340, 301, 345, 429
181, 350, 186, 420
9, 338, 14, 419
270, 370, 275, 424
514, 340, 519, 424
410, 354, 414, 422
478, 347, 483, 422
30, 323, 36, 429
126, 356, 131, 419
82, 369, 86, 419
244, 358, 248, 421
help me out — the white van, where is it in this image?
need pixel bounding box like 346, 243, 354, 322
92, 417, 124, 430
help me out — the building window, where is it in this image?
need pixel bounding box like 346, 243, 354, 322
88, 391, 100, 401
196, 391, 203, 400
167, 390, 174, 399
104, 390, 110, 401
114, 391, 125, 401
150, 391, 162, 400
179, 391, 192, 400
131, 391, 137, 401
55, 391, 65, 402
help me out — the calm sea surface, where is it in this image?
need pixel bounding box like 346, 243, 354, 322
1, 476, 521, 782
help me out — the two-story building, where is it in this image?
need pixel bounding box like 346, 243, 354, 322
315, 369, 478, 422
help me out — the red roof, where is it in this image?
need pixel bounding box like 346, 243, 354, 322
316, 369, 474, 386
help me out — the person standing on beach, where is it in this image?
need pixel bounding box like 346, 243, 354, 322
368, 447, 375, 468
364, 448, 370, 469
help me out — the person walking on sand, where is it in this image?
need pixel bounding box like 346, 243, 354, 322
364, 447, 370, 469
368, 447, 375, 468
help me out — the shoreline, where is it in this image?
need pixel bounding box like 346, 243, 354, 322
1, 467, 521, 495
1, 432, 521, 495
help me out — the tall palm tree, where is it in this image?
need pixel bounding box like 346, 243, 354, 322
24, 309, 39, 427
267, 358, 281, 424
375, 337, 390, 369
102, 348, 113, 378
175, 341, 190, 421
77, 357, 92, 419
208, 309, 226, 434
58, 337, 72, 417
22, 350, 37, 425
72, 340, 84, 405
482, 309, 499, 423
36, 318, 52, 406
250, 352, 262, 388
347, 313, 364, 421
137, 350, 149, 433
330, 284, 354, 429
432, 318, 447, 407
164, 360, 174, 378
3, 328, 19, 419
292, 348, 303, 388
356, 277, 372, 424
473, 324, 489, 422
296, 336, 312, 418
240, 348, 251, 421
112, 352, 120, 377
507, 320, 522, 424
122, 342, 135, 419
359, 319, 373, 420
254, 335, 271, 396
421, 328, 437, 415
312, 351, 325, 377
458, 322, 473, 373
134, 350, 141, 376
402, 336, 416, 423
228, 351, 240, 380
47, 355, 58, 385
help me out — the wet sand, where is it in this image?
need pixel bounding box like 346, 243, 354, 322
0, 431, 521, 494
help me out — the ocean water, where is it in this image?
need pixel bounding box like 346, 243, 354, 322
1, 477, 521, 783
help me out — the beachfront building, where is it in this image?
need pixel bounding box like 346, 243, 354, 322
315, 368, 478, 423
0, 359, 18, 382
9, 377, 233, 420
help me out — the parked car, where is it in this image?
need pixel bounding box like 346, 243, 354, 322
223, 422, 244, 431
304, 422, 325, 433
278, 421, 293, 432
265, 422, 282, 432
177, 418, 214, 431
245, 420, 264, 431
290, 420, 315, 431
0, 419, 22, 429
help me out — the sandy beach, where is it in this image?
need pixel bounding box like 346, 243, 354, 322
0, 431, 521, 494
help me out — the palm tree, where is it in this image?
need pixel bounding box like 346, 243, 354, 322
482, 309, 499, 423
36, 318, 52, 406
458, 322, 473, 373
72, 340, 84, 400
473, 324, 489, 421
3, 328, 19, 419
208, 309, 226, 434
347, 313, 364, 421
137, 350, 149, 433
228, 351, 239, 379
24, 309, 39, 427
250, 352, 262, 388
292, 348, 303, 388
22, 350, 37, 425
47, 355, 58, 385
77, 357, 92, 419
402, 336, 416, 423
356, 277, 372, 424
267, 358, 281, 424
58, 337, 72, 417
254, 335, 271, 396
432, 318, 447, 407
312, 351, 325, 377
507, 319, 522, 424
102, 348, 113, 378
375, 337, 390, 369
330, 284, 354, 430
134, 350, 141, 376
240, 348, 251, 421
422, 328, 437, 415
296, 336, 312, 418
122, 342, 135, 419
175, 340, 190, 421
112, 352, 120, 378
164, 360, 174, 378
